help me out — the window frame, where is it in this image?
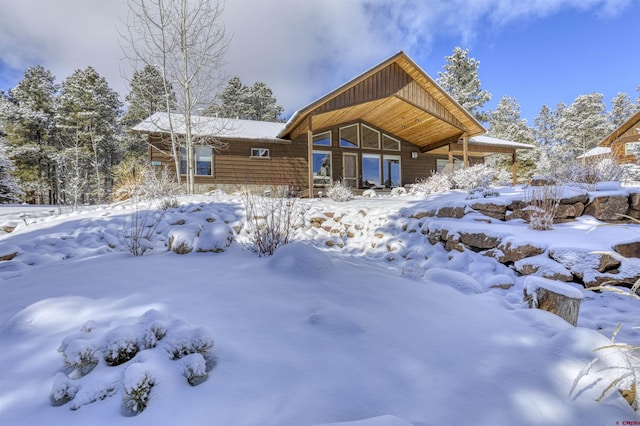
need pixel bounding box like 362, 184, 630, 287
339, 124, 359, 148
361, 124, 381, 149
625, 142, 640, 156
312, 150, 332, 186
179, 146, 213, 176
250, 148, 270, 158
313, 131, 332, 146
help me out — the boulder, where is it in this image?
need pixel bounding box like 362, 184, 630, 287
584, 195, 629, 221
458, 232, 501, 251
471, 202, 507, 221
436, 206, 466, 219
514, 255, 573, 282
554, 202, 585, 220
628, 193, 640, 211
494, 240, 545, 264
613, 241, 640, 258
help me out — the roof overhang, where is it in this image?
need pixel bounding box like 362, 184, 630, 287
278, 51, 486, 151
426, 135, 535, 157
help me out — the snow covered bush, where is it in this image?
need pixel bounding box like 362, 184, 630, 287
409, 172, 451, 196
390, 187, 407, 197
362, 189, 377, 198
451, 164, 494, 190
326, 181, 353, 202
122, 365, 155, 415
466, 187, 499, 200
243, 190, 302, 256
50, 310, 215, 415
103, 327, 139, 366
120, 205, 168, 256
525, 184, 560, 230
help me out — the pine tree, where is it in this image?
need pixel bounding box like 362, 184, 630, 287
122, 65, 176, 158
0, 139, 22, 203
437, 47, 492, 122
204, 77, 283, 122
558, 93, 611, 157
246, 82, 283, 122
55, 67, 122, 206
0, 66, 57, 203
487, 95, 537, 178
609, 92, 639, 128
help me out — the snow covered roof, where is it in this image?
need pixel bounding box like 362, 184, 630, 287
132, 112, 287, 141
577, 146, 611, 159
468, 135, 535, 150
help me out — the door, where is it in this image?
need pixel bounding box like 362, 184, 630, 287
343, 153, 358, 188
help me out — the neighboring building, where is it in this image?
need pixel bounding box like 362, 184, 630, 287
599, 110, 640, 163
133, 51, 533, 195
577, 146, 612, 164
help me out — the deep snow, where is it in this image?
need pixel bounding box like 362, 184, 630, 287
0, 189, 639, 425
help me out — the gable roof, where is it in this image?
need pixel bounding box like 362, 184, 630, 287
577, 146, 611, 159
599, 109, 640, 147
278, 51, 486, 151
132, 112, 286, 141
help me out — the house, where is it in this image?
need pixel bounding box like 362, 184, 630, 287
133, 51, 533, 196
598, 110, 640, 163
577, 146, 612, 164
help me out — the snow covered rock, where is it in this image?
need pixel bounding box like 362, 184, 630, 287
268, 242, 335, 278
584, 195, 629, 221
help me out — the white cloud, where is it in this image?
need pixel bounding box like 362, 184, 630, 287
0, 0, 631, 116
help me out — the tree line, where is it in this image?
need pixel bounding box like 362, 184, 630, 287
0, 64, 283, 205
438, 47, 640, 178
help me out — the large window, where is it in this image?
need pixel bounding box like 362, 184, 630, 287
383, 134, 400, 151
339, 124, 359, 148
313, 131, 331, 146
180, 146, 213, 176
362, 125, 380, 149
362, 153, 381, 187
383, 155, 401, 188
313, 151, 332, 186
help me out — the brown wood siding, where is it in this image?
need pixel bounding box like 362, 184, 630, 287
147, 134, 309, 190
612, 137, 640, 164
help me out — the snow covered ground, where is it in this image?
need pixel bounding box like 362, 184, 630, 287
0, 188, 639, 425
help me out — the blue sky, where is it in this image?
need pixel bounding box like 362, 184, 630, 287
0, 0, 638, 126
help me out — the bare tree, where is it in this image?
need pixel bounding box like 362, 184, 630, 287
122, 0, 230, 193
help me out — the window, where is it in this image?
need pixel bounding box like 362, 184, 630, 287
339, 124, 359, 148
313, 131, 331, 146
312, 151, 332, 186
362, 153, 381, 187
383, 134, 400, 151
383, 155, 401, 187
436, 158, 462, 173
251, 148, 270, 158
195, 146, 212, 176
362, 125, 380, 149
625, 142, 640, 156
180, 146, 213, 176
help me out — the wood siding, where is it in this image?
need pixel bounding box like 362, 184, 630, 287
608, 116, 640, 164
147, 134, 308, 191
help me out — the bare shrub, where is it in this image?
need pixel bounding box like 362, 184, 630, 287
525, 184, 560, 230
242, 188, 301, 256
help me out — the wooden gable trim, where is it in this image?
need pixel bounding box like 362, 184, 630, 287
600, 110, 640, 147
279, 51, 485, 141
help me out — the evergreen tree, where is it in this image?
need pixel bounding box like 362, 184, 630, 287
0, 66, 57, 203
558, 93, 611, 157
204, 77, 283, 121
488, 96, 534, 143
437, 47, 492, 123
609, 92, 639, 128
486, 95, 537, 178
55, 67, 122, 206
122, 65, 176, 158
246, 81, 284, 122
534, 104, 565, 147
0, 139, 22, 203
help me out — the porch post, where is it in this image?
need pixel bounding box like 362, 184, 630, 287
307, 116, 314, 198
512, 151, 517, 185
448, 143, 454, 165
462, 134, 469, 167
